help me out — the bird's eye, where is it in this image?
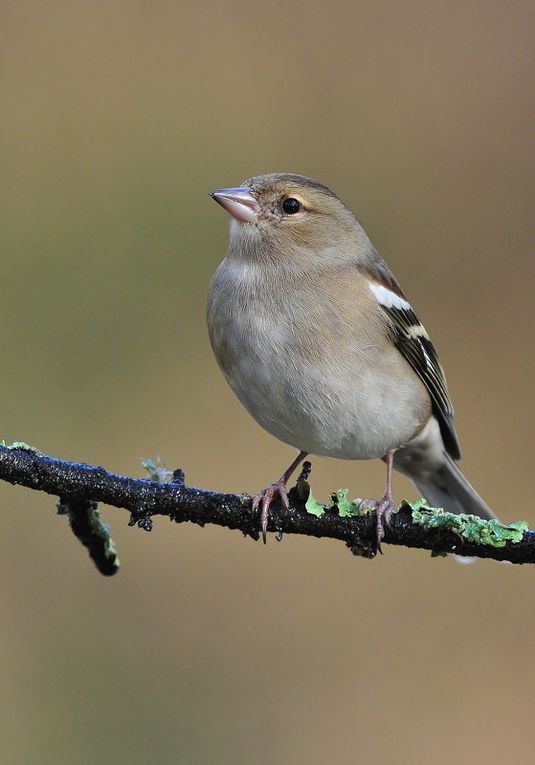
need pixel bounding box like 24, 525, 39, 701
282, 198, 301, 215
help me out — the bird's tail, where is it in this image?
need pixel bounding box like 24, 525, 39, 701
410, 453, 495, 521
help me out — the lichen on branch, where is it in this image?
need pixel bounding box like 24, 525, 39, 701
0, 443, 533, 574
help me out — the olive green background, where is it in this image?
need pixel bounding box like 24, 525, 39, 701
1, 2, 534, 763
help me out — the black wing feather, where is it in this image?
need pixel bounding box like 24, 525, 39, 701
381, 302, 461, 460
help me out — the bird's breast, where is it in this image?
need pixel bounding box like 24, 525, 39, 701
207, 260, 430, 459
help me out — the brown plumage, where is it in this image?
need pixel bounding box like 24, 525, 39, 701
208, 173, 493, 547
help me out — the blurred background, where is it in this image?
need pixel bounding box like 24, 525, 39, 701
1, 1, 534, 763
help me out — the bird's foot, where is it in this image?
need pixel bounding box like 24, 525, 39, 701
252, 479, 289, 544
375, 496, 394, 554
358, 496, 395, 554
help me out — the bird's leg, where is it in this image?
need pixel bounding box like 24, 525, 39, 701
252, 451, 308, 544
375, 450, 395, 553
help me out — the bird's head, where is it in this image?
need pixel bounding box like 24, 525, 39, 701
210, 173, 365, 268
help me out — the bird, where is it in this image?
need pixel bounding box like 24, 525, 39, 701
207, 173, 493, 549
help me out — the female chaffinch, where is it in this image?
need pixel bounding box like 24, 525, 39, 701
208, 173, 493, 547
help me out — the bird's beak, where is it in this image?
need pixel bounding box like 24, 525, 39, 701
209, 186, 259, 224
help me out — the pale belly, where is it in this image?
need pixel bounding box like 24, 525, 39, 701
209, 290, 429, 460
224, 349, 426, 459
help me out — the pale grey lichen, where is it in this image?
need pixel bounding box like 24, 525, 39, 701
1, 441, 38, 452
141, 456, 173, 483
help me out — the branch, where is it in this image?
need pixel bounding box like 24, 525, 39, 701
0, 443, 533, 573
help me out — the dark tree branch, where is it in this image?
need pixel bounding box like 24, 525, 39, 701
0, 444, 533, 570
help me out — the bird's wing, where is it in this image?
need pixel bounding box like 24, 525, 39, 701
367, 277, 461, 460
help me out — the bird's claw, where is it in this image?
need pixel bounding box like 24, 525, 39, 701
252, 479, 289, 543
358, 496, 394, 554
375, 496, 394, 554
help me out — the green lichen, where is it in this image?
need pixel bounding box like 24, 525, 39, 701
87, 504, 120, 567
57, 498, 120, 575
334, 489, 358, 518
305, 492, 528, 548
405, 498, 528, 548
305, 490, 325, 517
305, 488, 373, 519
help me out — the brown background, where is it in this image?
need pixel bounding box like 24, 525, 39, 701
1, 2, 534, 763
